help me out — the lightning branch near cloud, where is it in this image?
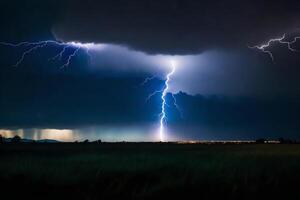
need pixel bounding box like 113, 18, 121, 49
0, 40, 96, 68
249, 33, 300, 61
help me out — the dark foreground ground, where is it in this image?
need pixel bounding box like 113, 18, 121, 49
1, 143, 300, 200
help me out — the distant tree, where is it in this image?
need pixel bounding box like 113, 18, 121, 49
255, 138, 267, 144
83, 139, 89, 143
278, 137, 294, 144
278, 137, 285, 144
11, 135, 21, 143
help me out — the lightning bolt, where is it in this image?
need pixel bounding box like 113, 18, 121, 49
142, 60, 181, 141
0, 40, 94, 68
158, 60, 176, 141
249, 34, 300, 61
140, 60, 182, 141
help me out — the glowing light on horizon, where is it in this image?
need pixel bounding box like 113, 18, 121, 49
39, 129, 74, 141
0, 126, 158, 142
0, 128, 74, 141
0, 129, 24, 138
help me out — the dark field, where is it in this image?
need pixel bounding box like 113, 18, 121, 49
1, 143, 300, 200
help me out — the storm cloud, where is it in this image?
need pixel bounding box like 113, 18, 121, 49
52, 0, 300, 54
1, 0, 300, 140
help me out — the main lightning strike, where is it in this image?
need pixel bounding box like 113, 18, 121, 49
142, 60, 181, 141
159, 60, 176, 141
0, 40, 96, 68
249, 34, 300, 61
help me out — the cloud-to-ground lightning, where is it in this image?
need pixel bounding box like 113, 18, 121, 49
142, 60, 182, 141
159, 61, 176, 141
0, 40, 97, 68
249, 34, 300, 61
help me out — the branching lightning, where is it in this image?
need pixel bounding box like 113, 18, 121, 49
249, 34, 300, 61
49, 46, 68, 61
141, 60, 182, 142
146, 89, 164, 102
159, 61, 176, 141
141, 60, 181, 141
60, 48, 81, 69
0, 40, 95, 68
171, 93, 183, 119
2, 39, 181, 142
140, 75, 159, 86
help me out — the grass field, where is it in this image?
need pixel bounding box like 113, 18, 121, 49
1, 143, 300, 199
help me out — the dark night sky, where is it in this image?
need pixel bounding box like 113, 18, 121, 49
0, 0, 300, 141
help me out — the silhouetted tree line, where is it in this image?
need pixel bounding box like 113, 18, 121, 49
255, 138, 300, 144
255, 138, 267, 144
0, 135, 22, 143
11, 135, 21, 143
1, 134, 298, 144
278, 137, 299, 144
0, 134, 102, 144
83, 139, 102, 144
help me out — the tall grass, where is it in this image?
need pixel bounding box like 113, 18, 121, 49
1, 143, 300, 199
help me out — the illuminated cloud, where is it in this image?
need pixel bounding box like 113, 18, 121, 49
52, 0, 300, 54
